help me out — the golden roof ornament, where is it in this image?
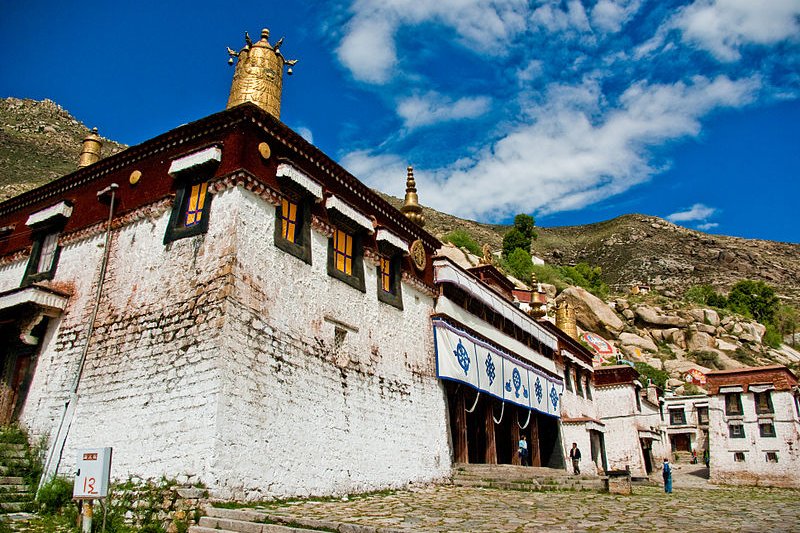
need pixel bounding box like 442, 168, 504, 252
226, 27, 298, 119
401, 166, 425, 228
479, 244, 493, 265
78, 127, 103, 168
555, 300, 578, 341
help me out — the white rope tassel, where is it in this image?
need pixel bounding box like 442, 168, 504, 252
465, 391, 481, 413
493, 402, 505, 424
518, 409, 531, 429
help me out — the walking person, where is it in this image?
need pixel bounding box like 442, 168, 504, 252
662, 457, 673, 493
569, 442, 581, 475
518, 435, 528, 466
703, 449, 710, 469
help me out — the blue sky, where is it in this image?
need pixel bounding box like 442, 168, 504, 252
1, 1, 799, 243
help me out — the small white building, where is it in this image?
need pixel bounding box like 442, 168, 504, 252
593, 365, 667, 477
705, 366, 800, 487
662, 394, 709, 458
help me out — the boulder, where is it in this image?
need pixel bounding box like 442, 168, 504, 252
686, 309, 705, 323
703, 309, 720, 326
541, 283, 557, 299
634, 305, 687, 328
557, 287, 625, 338
686, 331, 715, 351
650, 329, 666, 342
622, 309, 635, 321
696, 323, 717, 335
716, 338, 740, 352
742, 322, 766, 343
619, 345, 646, 361
669, 330, 687, 349
619, 332, 658, 352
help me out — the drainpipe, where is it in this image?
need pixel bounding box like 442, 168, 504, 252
39, 183, 119, 491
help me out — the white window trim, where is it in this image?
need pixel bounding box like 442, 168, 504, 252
168, 146, 222, 176
26, 201, 72, 226
277, 163, 323, 200
376, 228, 408, 254
325, 195, 375, 234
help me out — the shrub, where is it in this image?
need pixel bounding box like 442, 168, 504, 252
685, 284, 727, 307
727, 280, 779, 324
694, 351, 721, 370
634, 362, 669, 391
442, 229, 482, 256
36, 476, 74, 515
531, 264, 568, 290
560, 263, 609, 299
506, 248, 534, 283
501, 214, 537, 258
763, 324, 782, 349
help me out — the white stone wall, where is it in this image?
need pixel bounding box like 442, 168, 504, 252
663, 395, 708, 456
594, 384, 649, 476
210, 187, 450, 499
709, 390, 800, 487
0, 257, 28, 292
560, 423, 598, 475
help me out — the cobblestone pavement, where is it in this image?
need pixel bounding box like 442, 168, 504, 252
251, 479, 800, 533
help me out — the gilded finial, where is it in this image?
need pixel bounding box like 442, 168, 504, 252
226, 26, 299, 118
555, 300, 578, 340
401, 166, 425, 228
78, 127, 103, 168
479, 244, 493, 265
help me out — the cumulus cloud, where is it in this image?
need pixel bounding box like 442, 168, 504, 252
674, 0, 800, 61
590, 0, 642, 33
666, 203, 718, 222
696, 222, 720, 231
397, 92, 491, 129
336, 0, 528, 83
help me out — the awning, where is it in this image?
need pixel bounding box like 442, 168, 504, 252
433, 318, 563, 418
276, 163, 323, 200
375, 228, 408, 253
719, 385, 744, 393
26, 201, 73, 226
0, 286, 70, 314
749, 384, 775, 393
168, 146, 222, 175
325, 195, 374, 234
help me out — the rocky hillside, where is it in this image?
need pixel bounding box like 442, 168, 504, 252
2, 97, 798, 307
0, 97, 125, 201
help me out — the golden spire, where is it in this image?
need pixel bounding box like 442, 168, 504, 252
78, 127, 103, 168
226, 28, 298, 119
555, 300, 578, 341
401, 166, 425, 228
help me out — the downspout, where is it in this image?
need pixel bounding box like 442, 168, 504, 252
39, 183, 119, 491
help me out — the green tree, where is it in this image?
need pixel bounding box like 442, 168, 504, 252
560, 263, 609, 299
634, 362, 669, 391
774, 305, 799, 347
726, 280, 779, 324
506, 248, 534, 283
443, 229, 482, 256
502, 213, 537, 258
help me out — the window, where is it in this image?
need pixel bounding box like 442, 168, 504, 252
584, 376, 592, 400
670, 409, 687, 426
725, 393, 743, 416
376, 254, 403, 309
635, 389, 642, 412
697, 406, 709, 425
759, 421, 776, 438
766, 452, 778, 463
22, 202, 71, 287
729, 424, 745, 438
274, 196, 311, 264
754, 391, 774, 415
327, 226, 365, 292
575, 369, 584, 396
164, 146, 220, 244
734, 452, 746, 462
564, 363, 572, 392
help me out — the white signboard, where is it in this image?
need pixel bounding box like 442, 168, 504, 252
73, 447, 112, 499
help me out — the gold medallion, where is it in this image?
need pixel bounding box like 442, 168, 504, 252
410, 239, 426, 271
258, 142, 272, 160
129, 170, 142, 185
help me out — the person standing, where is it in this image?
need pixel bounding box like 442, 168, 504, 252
569, 442, 581, 474
703, 449, 710, 469
518, 435, 529, 466
662, 457, 673, 493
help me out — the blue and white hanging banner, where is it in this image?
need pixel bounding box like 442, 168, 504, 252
433, 319, 563, 417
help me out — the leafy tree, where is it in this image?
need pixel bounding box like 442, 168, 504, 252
634, 362, 669, 391
726, 280, 779, 324
707, 292, 728, 308
560, 263, 609, 299
443, 229, 482, 256
502, 213, 537, 258
506, 248, 534, 283
774, 305, 799, 347
763, 324, 783, 349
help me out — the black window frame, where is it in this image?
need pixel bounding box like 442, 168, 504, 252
584, 375, 592, 400
697, 406, 709, 425
163, 149, 220, 245
759, 421, 776, 438
274, 189, 312, 265
376, 243, 403, 310
729, 423, 746, 438
327, 216, 365, 293
754, 391, 774, 415
564, 362, 573, 392
733, 452, 746, 462
766, 452, 778, 463
670, 408, 687, 426
725, 393, 743, 416
575, 368, 584, 397
21, 211, 69, 286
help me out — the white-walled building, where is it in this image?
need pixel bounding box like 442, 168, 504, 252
663, 394, 709, 457
705, 366, 800, 487
593, 365, 667, 477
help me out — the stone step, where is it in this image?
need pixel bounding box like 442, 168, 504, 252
0, 484, 29, 492
189, 527, 238, 533
0, 477, 24, 486
198, 515, 322, 532
453, 478, 602, 492
0, 501, 34, 512
205, 507, 344, 533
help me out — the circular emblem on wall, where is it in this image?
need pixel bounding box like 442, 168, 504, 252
410, 239, 426, 271
258, 142, 272, 160
129, 170, 142, 185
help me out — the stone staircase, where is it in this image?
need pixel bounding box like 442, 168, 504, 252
188, 506, 350, 533
451, 463, 606, 492
0, 431, 36, 515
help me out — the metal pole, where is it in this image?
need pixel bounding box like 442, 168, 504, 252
82, 500, 93, 533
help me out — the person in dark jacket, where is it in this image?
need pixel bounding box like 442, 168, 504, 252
569, 442, 581, 474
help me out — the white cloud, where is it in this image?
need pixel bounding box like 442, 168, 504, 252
530, 0, 591, 33
397, 92, 491, 129
340, 150, 409, 197
696, 222, 720, 231
667, 203, 718, 222
590, 0, 642, 33
295, 126, 314, 144
350, 76, 759, 221
336, 0, 529, 84
674, 0, 800, 61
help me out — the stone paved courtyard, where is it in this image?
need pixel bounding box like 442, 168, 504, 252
247, 474, 800, 533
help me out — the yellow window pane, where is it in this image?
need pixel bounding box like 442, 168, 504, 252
345, 257, 352, 275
